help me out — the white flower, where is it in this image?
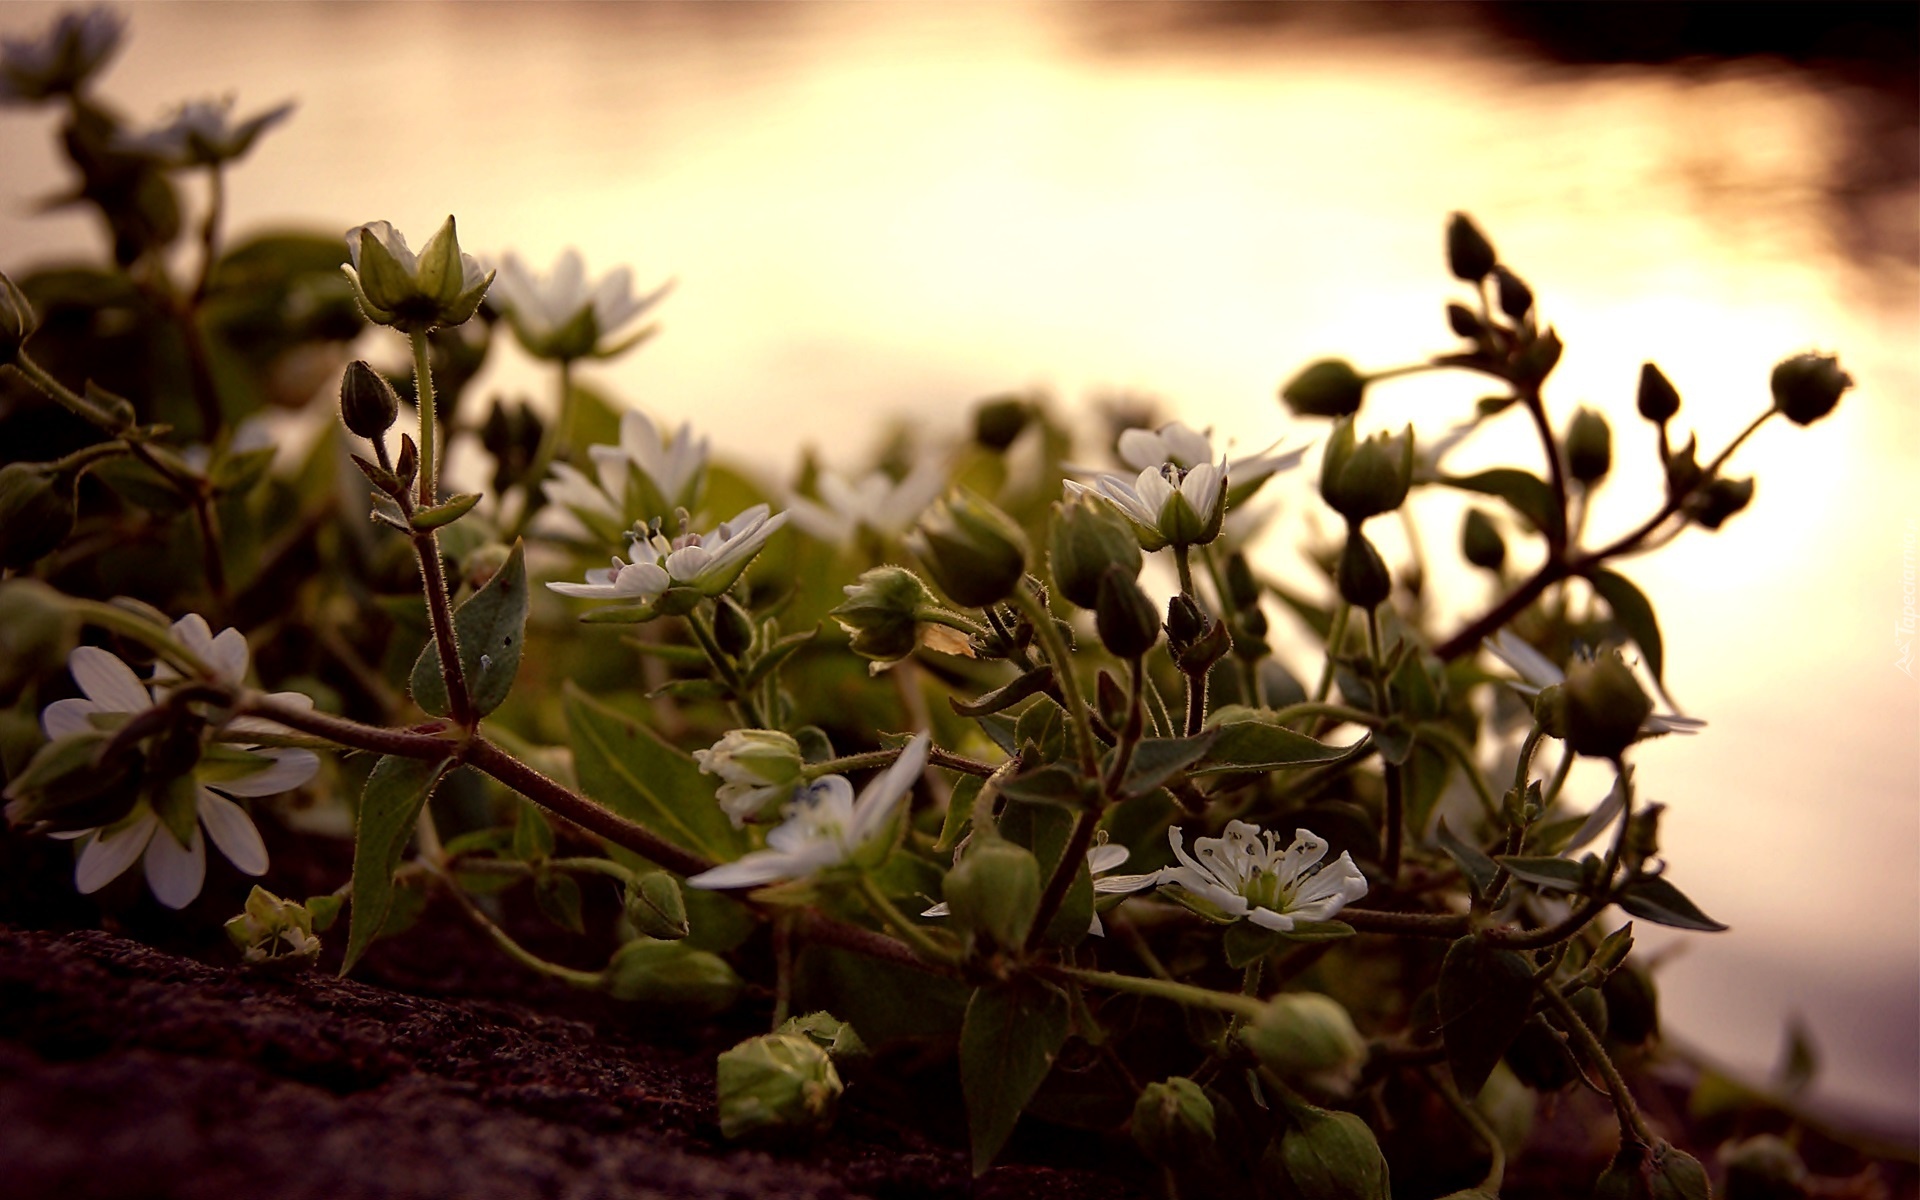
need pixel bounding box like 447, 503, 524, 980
1158, 821, 1369, 932
546, 503, 787, 614
490, 248, 671, 362
688, 733, 931, 889
1483, 630, 1705, 736
695, 729, 807, 827
39, 614, 319, 909
0, 5, 121, 103
542, 409, 708, 539
116, 96, 294, 166
343, 217, 493, 332
1118, 420, 1307, 494
786, 460, 948, 548
1066, 461, 1227, 551
921, 840, 1159, 935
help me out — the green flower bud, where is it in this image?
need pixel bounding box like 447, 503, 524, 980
1603, 964, 1660, 1044
973, 394, 1034, 451
1721, 1135, 1808, 1200
1131, 1077, 1216, 1165
832, 565, 937, 663
1282, 359, 1368, 419
1686, 475, 1754, 531
713, 595, 755, 657
1266, 1106, 1392, 1200
1562, 652, 1653, 759
0, 462, 76, 570
625, 871, 691, 941
338, 358, 400, 439
0, 579, 79, 696
776, 1011, 868, 1061
1165, 593, 1208, 649
1, 270, 38, 365
602, 938, 740, 1014
1319, 418, 1414, 523
1096, 565, 1161, 660
1769, 352, 1851, 427
1224, 552, 1261, 608
1447, 212, 1497, 283
1492, 265, 1533, 320
1240, 993, 1368, 1094
941, 835, 1041, 949
1447, 302, 1483, 339
1050, 492, 1143, 610
2, 730, 143, 833
1462, 508, 1507, 571
1566, 407, 1613, 485
716, 1032, 843, 1140
906, 489, 1030, 609
1637, 362, 1681, 424
1592, 1140, 1712, 1200
1337, 527, 1392, 611
342, 217, 494, 333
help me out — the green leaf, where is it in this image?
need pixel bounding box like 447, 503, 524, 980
1435, 818, 1498, 898
960, 979, 1071, 1175
1195, 720, 1352, 774
1374, 719, 1414, 766
343, 754, 452, 976
209, 446, 276, 496
936, 774, 984, 853
1494, 854, 1587, 893
1224, 919, 1281, 968
1617, 875, 1728, 932
410, 491, 482, 530
1116, 731, 1217, 798
1587, 567, 1664, 685
512, 800, 555, 861
534, 871, 585, 933
1442, 468, 1563, 542
996, 763, 1085, 809
1014, 696, 1065, 763
742, 624, 818, 687
1438, 936, 1536, 1098
410, 540, 528, 718
563, 682, 746, 860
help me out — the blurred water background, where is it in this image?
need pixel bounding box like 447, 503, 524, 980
2, 1, 1915, 1132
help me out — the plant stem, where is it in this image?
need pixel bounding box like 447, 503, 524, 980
438, 874, 606, 990
807, 746, 998, 779
1053, 965, 1264, 1021
855, 872, 957, 966
1427, 1067, 1507, 1193
1173, 544, 1196, 598
1012, 585, 1099, 778
1539, 974, 1655, 1146
401, 329, 474, 726
410, 330, 439, 505
685, 605, 768, 729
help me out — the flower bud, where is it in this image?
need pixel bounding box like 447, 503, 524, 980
1224, 552, 1261, 609
625, 871, 691, 941
1240, 993, 1368, 1094
1131, 1077, 1216, 1165
1050, 491, 1142, 610
1165, 592, 1208, 649
832, 566, 936, 663
1637, 362, 1681, 424
713, 595, 755, 657
1096, 566, 1161, 660
1266, 1105, 1392, 1200
776, 1011, 868, 1061
973, 394, 1034, 451
2, 729, 144, 833
224, 886, 323, 965
1686, 476, 1754, 531
1281, 359, 1368, 419
906, 489, 1030, 609
1592, 1140, 1711, 1200
1337, 527, 1392, 611
342, 217, 494, 333
1446, 302, 1483, 339
1447, 212, 1497, 283
1721, 1135, 1808, 1200
1461, 509, 1506, 571
716, 1032, 843, 1140
1769, 352, 1851, 427
941, 835, 1041, 949
338, 359, 400, 439
1604, 963, 1660, 1044
695, 728, 807, 826
602, 938, 741, 1014
0, 462, 76, 570
1492, 265, 1533, 320
1, 270, 38, 366
1513, 327, 1564, 387
1562, 652, 1653, 759
1319, 418, 1414, 523
1566, 407, 1613, 485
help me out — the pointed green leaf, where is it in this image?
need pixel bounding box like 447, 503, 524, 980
1435, 818, 1498, 898
1442, 468, 1562, 541
343, 753, 452, 975
1195, 720, 1352, 774
410, 491, 482, 530
935, 774, 984, 853
563, 682, 746, 860
410, 540, 528, 717
1617, 874, 1728, 932
1116, 731, 1217, 798
997, 763, 1086, 808
1588, 567, 1664, 685
1438, 935, 1536, 1098
960, 979, 1070, 1175
1494, 854, 1587, 893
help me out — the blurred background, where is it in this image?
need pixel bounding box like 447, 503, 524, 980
2, 0, 1914, 1132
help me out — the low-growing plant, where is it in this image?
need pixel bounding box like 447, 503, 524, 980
0, 9, 1869, 1198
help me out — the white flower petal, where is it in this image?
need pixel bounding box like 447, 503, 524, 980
849, 732, 930, 846
687, 849, 806, 890
197, 789, 268, 875
1086, 843, 1131, 875
75, 813, 156, 894
215, 748, 319, 797
41, 697, 99, 740
143, 822, 207, 909
69, 646, 150, 713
